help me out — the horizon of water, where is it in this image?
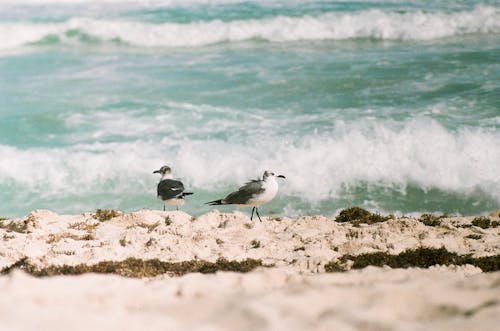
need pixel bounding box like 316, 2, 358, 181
1, 0, 499, 218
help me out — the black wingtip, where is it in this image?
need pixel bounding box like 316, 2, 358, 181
182, 192, 194, 196
205, 199, 223, 206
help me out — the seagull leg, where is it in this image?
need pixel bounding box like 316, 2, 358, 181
176, 206, 179, 211
250, 207, 255, 221
255, 208, 262, 222
163, 204, 165, 212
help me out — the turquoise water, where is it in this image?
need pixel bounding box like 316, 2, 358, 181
1, 0, 499, 218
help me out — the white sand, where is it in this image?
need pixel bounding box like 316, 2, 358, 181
1, 209, 499, 330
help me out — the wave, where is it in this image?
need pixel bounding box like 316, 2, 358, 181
1, 6, 498, 49
0, 0, 260, 5
1, 119, 499, 206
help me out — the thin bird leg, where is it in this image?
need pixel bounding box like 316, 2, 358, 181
250, 207, 255, 221
176, 206, 179, 211
255, 208, 262, 222
163, 204, 165, 212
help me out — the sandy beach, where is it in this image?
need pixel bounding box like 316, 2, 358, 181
2, 1, 499, 330
1, 209, 499, 330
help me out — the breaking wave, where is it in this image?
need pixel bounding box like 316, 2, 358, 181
1, 118, 499, 204
1, 6, 498, 49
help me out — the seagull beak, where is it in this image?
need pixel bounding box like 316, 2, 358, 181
153, 170, 160, 174
277, 175, 286, 179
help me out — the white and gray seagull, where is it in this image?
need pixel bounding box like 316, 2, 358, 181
206, 170, 285, 222
153, 165, 193, 211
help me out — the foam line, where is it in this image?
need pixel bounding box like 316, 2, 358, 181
1, 6, 498, 49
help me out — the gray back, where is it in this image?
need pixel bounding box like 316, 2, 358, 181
224, 180, 264, 204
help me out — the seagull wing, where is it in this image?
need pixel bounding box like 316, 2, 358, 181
157, 179, 185, 200
224, 180, 265, 204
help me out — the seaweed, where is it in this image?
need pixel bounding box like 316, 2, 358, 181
465, 234, 482, 240
133, 221, 160, 233
0, 215, 34, 233
94, 209, 120, 222
68, 221, 99, 232
334, 207, 389, 224
119, 237, 127, 247
145, 238, 156, 247
324, 261, 345, 272
459, 224, 473, 228
325, 247, 500, 273
418, 214, 441, 226
2, 233, 15, 241
1, 257, 263, 278
472, 217, 499, 229
250, 240, 261, 248
46, 233, 95, 243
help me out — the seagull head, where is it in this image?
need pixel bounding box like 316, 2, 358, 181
263, 170, 286, 180
153, 165, 172, 178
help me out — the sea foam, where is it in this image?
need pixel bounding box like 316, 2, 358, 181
0, 6, 498, 49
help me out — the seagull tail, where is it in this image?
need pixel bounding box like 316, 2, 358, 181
206, 199, 224, 206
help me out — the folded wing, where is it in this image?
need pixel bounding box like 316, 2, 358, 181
224, 180, 265, 204
157, 179, 185, 200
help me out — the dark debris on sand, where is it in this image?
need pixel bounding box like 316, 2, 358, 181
325, 247, 500, 273
93, 209, 121, 222
1, 257, 263, 278
334, 207, 390, 225
0, 215, 35, 233
471, 216, 500, 229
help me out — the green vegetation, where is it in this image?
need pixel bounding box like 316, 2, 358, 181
334, 207, 389, 225
1, 257, 263, 278
325, 247, 500, 273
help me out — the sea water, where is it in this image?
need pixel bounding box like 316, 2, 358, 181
0, 0, 499, 218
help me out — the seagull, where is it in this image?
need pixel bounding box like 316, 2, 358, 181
153, 165, 193, 211
206, 170, 285, 222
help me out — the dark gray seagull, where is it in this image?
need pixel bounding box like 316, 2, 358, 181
206, 170, 285, 222
153, 165, 193, 211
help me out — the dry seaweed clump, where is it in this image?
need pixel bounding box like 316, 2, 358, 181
250, 240, 261, 249
325, 247, 500, 273
472, 216, 499, 229
324, 260, 345, 272
1, 257, 263, 278
335, 207, 389, 225
94, 209, 121, 222
418, 214, 442, 226
0, 217, 32, 233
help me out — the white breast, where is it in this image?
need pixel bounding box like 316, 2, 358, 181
247, 177, 279, 207
158, 197, 185, 206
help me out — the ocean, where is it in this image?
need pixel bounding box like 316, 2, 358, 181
0, 0, 499, 218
